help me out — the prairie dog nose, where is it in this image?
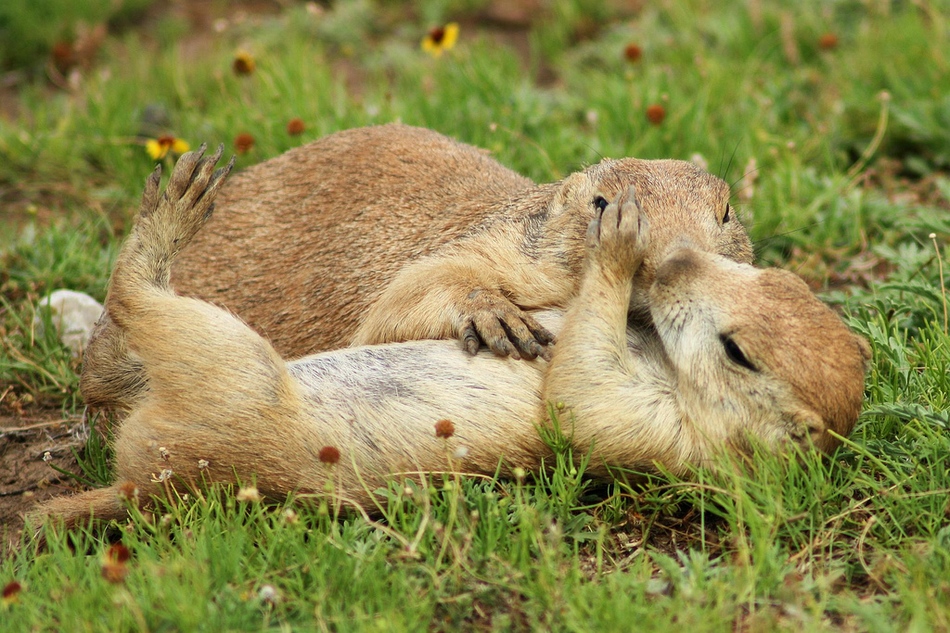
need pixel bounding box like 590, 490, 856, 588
654, 248, 704, 288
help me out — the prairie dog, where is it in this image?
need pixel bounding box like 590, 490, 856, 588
79, 123, 753, 411
35, 149, 868, 529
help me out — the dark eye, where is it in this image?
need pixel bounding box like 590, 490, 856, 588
720, 334, 756, 371
722, 203, 731, 224
593, 196, 608, 212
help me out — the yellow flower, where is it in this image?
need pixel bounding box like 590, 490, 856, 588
421, 22, 459, 58
146, 135, 190, 160
232, 50, 256, 75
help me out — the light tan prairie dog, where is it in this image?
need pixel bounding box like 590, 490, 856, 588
79, 123, 754, 411
35, 149, 868, 530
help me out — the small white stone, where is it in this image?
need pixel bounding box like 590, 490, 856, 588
35, 290, 104, 357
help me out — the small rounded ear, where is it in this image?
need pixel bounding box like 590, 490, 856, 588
554, 171, 593, 207
854, 334, 872, 363
792, 409, 843, 453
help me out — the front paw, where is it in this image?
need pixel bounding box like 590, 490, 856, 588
585, 185, 649, 278
459, 289, 555, 360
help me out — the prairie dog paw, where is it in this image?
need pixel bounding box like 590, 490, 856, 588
459, 289, 555, 361
585, 186, 650, 277
141, 144, 235, 252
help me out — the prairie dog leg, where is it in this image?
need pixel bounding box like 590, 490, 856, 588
107, 147, 298, 420
543, 188, 690, 473
352, 244, 557, 361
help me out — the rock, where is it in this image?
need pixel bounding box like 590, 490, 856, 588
35, 290, 104, 356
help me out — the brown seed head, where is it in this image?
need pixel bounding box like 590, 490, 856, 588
117, 481, 140, 502
286, 118, 306, 135
234, 132, 255, 154
435, 419, 455, 439
106, 543, 131, 564
646, 104, 666, 125
818, 32, 838, 50
428, 26, 446, 45
233, 51, 256, 75
624, 43, 642, 62
318, 445, 340, 465
2, 581, 22, 602
51, 41, 76, 72
101, 544, 131, 584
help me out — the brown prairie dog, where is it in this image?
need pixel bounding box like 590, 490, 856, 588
79, 123, 754, 411
35, 149, 868, 530
544, 190, 871, 476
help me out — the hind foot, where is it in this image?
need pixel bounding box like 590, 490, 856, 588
135, 144, 235, 254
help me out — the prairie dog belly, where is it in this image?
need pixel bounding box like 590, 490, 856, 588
286, 311, 564, 475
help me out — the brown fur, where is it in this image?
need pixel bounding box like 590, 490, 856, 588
33, 149, 868, 533
80, 123, 753, 411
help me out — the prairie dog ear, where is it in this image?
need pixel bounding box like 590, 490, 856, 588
791, 408, 840, 453
555, 171, 594, 204
854, 334, 872, 363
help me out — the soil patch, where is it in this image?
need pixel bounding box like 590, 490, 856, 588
0, 412, 86, 548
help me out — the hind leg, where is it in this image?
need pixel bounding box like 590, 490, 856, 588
79, 146, 234, 412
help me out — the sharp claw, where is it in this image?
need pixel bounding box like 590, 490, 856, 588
462, 324, 480, 355
494, 338, 520, 360
528, 341, 544, 359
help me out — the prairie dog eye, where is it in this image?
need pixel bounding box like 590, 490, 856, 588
720, 334, 756, 371
593, 196, 608, 212
722, 203, 731, 224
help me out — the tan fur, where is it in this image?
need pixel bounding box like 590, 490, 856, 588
34, 149, 868, 532
80, 123, 753, 411
544, 190, 871, 475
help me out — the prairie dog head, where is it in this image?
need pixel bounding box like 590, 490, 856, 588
556, 158, 754, 316
649, 249, 870, 455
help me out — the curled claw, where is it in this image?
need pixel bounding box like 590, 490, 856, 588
461, 322, 481, 356
458, 292, 555, 361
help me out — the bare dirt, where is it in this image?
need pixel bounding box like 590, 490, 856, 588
0, 412, 86, 546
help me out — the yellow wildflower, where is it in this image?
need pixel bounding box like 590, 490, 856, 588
232, 50, 256, 75
421, 23, 459, 58
146, 135, 190, 160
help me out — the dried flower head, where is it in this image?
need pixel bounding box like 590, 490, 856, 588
236, 486, 262, 503
286, 118, 306, 136
117, 481, 139, 502
645, 104, 666, 125
233, 51, 256, 75
101, 544, 131, 584
818, 33, 838, 50
234, 132, 255, 154
318, 445, 340, 465
421, 23, 459, 58
159, 446, 170, 461
624, 43, 642, 62
51, 41, 76, 73
197, 459, 210, 470
258, 584, 279, 605
434, 419, 455, 439
150, 469, 173, 483
146, 135, 190, 160
2, 581, 22, 605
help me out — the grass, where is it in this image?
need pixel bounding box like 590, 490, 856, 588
2, 0, 950, 629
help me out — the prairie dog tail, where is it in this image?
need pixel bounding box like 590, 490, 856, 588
26, 486, 131, 535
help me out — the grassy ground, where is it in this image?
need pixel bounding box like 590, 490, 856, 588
1, 0, 949, 630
